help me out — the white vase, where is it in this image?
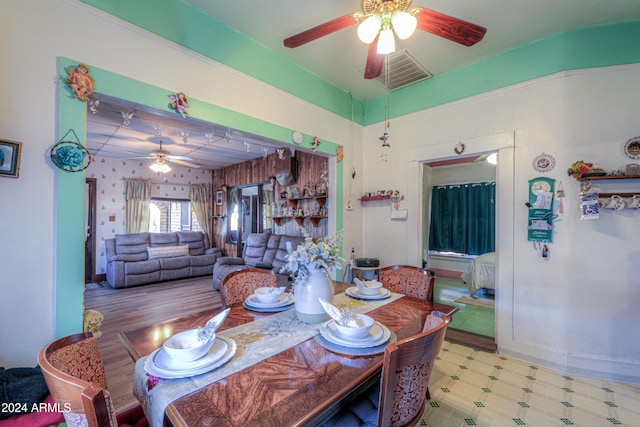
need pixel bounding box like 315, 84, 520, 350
294, 267, 334, 323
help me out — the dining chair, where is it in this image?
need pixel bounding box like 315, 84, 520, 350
378, 265, 435, 301
219, 267, 277, 305
38, 332, 149, 427
322, 312, 449, 427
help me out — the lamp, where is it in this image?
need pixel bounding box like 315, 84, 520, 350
149, 158, 171, 173
356, 3, 418, 54
377, 27, 396, 54
391, 11, 417, 40
357, 15, 381, 43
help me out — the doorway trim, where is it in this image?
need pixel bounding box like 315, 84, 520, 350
55, 57, 344, 336
406, 131, 515, 349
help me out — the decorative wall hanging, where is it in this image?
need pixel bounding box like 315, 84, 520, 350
454, 142, 465, 155
532, 153, 556, 172
311, 136, 321, 152
168, 92, 190, 118
623, 136, 640, 159
379, 132, 390, 147
121, 111, 133, 127
292, 131, 303, 144
0, 139, 23, 178
527, 177, 555, 243
65, 64, 95, 102
50, 129, 91, 172
88, 99, 100, 114
336, 146, 344, 162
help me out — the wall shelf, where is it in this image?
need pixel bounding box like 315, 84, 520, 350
271, 216, 327, 227
577, 175, 640, 198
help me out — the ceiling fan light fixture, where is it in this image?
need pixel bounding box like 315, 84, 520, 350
357, 15, 381, 44
149, 158, 171, 174
377, 28, 396, 54
391, 11, 417, 40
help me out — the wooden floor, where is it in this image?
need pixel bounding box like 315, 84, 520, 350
85, 276, 222, 412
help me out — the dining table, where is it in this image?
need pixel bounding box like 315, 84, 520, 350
118, 282, 458, 427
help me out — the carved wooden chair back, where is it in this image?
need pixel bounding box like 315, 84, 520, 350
219, 268, 277, 305
378, 312, 449, 426
378, 265, 435, 301
38, 332, 148, 427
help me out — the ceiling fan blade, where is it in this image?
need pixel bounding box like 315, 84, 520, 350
414, 7, 486, 47
167, 155, 195, 161
284, 14, 357, 48
168, 158, 201, 168
364, 37, 384, 79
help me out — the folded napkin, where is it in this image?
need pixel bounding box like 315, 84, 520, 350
318, 298, 359, 327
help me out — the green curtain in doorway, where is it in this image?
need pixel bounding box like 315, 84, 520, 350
429, 182, 495, 255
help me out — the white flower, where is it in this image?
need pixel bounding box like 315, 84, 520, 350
281, 228, 344, 288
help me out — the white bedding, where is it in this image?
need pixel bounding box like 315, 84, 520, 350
461, 252, 496, 296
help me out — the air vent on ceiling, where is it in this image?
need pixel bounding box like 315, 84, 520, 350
367, 50, 432, 91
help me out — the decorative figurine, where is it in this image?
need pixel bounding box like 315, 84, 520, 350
168, 92, 190, 118
311, 136, 321, 152
379, 132, 390, 147
65, 64, 95, 102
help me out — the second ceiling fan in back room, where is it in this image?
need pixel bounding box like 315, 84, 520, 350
284, 0, 487, 80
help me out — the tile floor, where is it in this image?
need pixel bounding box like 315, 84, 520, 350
420, 341, 640, 426
434, 276, 495, 338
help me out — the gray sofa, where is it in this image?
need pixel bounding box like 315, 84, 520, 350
212, 232, 305, 290
105, 231, 222, 289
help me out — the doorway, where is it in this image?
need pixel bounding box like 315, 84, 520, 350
423, 156, 496, 340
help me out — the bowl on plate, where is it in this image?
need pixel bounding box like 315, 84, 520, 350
254, 286, 285, 304
163, 329, 214, 362
355, 279, 383, 296
334, 313, 375, 339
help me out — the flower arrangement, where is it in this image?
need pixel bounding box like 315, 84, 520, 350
281, 228, 344, 288
567, 160, 593, 178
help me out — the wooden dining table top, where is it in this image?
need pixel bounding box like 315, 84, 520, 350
118, 282, 458, 426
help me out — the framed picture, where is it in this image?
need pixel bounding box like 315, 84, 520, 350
216, 190, 223, 206
0, 139, 22, 178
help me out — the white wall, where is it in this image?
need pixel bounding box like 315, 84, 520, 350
361, 66, 640, 383
0, 0, 357, 367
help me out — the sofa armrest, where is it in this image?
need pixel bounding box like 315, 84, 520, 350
205, 247, 222, 255
247, 262, 272, 269
216, 256, 244, 265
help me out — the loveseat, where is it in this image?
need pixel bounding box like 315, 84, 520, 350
212, 232, 305, 290
105, 231, 222, 289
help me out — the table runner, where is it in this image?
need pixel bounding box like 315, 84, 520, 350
133, 291, 403, 427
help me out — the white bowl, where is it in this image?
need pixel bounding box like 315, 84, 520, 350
163, 329, 214, 362
357, 280, 383, 296
334, 314, 375, 339
254, 287, 285, 304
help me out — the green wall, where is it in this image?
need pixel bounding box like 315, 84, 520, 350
55, 58, 344, 335
80, 1, 640, 126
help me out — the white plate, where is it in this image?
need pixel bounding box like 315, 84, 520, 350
320, 321, 391, 348
345, 286, 391, 300
245, 292, 293, 308
144, 336, 236, 379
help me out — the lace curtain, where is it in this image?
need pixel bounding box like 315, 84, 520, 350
125, 178, 151, 233
190, 183, 212, 244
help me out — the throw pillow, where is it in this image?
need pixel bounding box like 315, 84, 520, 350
147, 245, 189, 259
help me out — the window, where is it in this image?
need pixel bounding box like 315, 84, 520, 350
149, 199, 202, 232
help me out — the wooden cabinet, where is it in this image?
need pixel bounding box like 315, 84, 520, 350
271, 195, 328, 227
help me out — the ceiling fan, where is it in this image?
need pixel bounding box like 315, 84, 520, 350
284, 0, 486, 80
127, 141, 201, 173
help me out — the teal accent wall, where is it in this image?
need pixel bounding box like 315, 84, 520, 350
79, 0, 364, 124
79, 1, 640, 127
56, 58, 88, 337
55, 58, 344, 331
365, 21, 640, 125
